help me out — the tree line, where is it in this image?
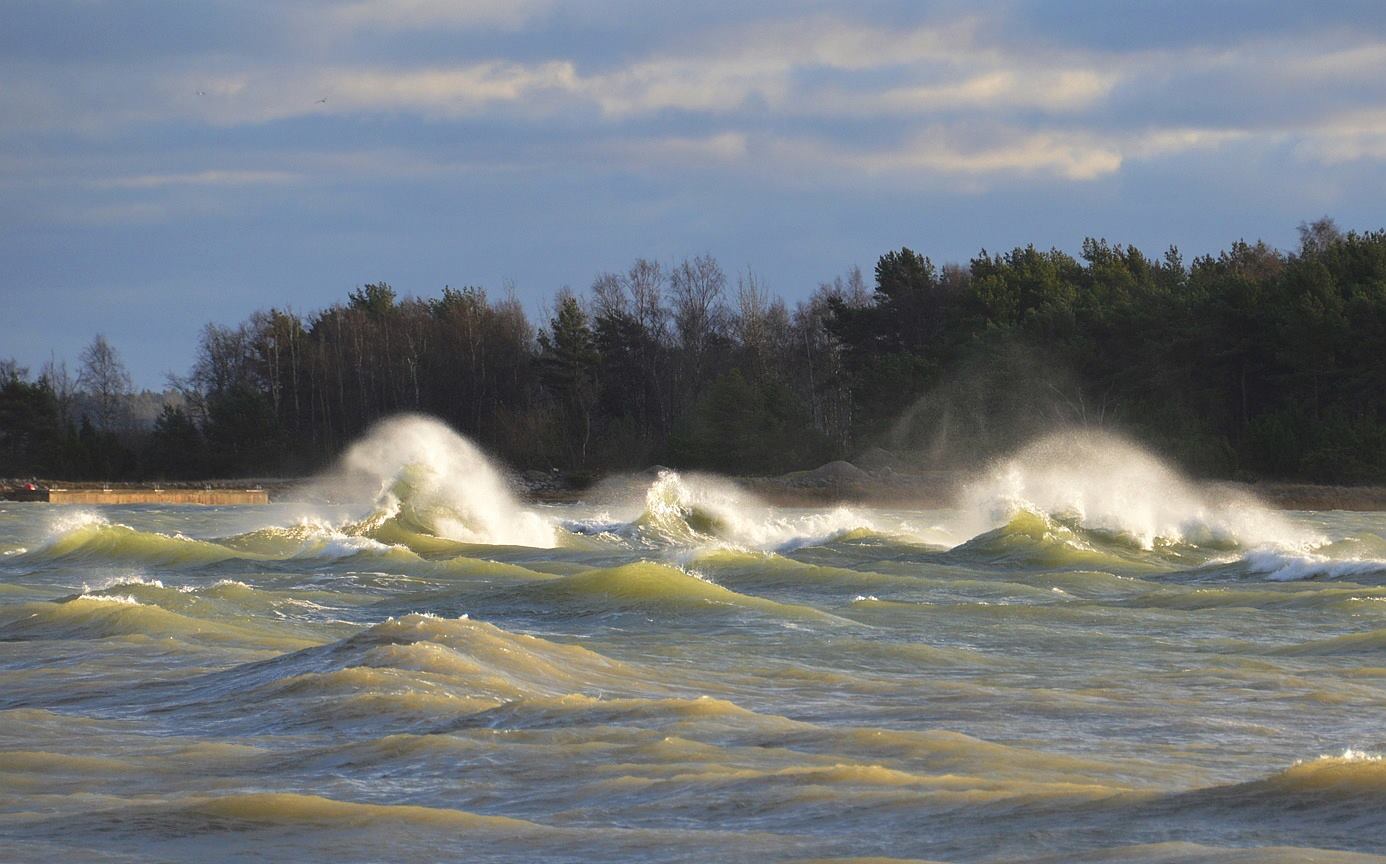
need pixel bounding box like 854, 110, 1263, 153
4, 219, 1385, 484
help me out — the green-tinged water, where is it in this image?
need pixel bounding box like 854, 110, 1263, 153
5, 422, 1386, 863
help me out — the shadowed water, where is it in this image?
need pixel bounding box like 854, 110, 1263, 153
4, 419, 1386, 863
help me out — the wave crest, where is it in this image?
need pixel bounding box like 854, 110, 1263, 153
957, 430, 1308, 552
576, 470, 879, 552
334, 415, 556, 548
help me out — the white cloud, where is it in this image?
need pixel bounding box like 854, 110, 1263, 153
764, 128, 1123, 182
892, 133, 1123, 181
6, 8, 1386, 195
1125, 128, 1249, 159
1296, 109, 1386, 163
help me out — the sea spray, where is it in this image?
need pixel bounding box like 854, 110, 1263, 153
955, 430, 1310, 550
335, 415, 556, 548
611, 469, 878, 551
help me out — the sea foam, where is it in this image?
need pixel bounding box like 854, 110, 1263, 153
955, 430, 1312, 551
331, 415, 556, 548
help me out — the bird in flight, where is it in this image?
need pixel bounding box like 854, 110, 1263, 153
316, 97, 328, 104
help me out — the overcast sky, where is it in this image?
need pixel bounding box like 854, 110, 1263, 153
4, 1, 1386, 387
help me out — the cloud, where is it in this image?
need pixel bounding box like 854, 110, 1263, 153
764, 128, 1124, 182
885, 132, 1124, 181
610, 132, 750, 167
4, 4, 1386, 199
1296, 109, 1386, 163
96, 170, 302, 189
864, 68, 1115, 114
327, 0, 558, 32
324, 62, 580, 116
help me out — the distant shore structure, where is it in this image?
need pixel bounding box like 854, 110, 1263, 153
2, 485, 269, 505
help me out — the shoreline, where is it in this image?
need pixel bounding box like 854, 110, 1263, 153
5, 471, 1386, 511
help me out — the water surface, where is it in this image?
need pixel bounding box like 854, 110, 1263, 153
4, 424, 1386, 863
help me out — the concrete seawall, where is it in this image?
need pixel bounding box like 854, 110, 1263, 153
8, 488, 269, 505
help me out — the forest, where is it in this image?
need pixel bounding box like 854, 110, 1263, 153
3, 219, 1385, 484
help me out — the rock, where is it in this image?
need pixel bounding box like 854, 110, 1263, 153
799, 460, 869, 484
853, 447, 901, 473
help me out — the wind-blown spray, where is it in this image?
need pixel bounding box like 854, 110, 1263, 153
337, 415, 557, 548
956, 430, 1308, 550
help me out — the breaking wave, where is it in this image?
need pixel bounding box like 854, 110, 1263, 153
956, 430, 1308, 552
332, 415, 556, 548
1241, 549, 1386, 582
569, 470, 883, 552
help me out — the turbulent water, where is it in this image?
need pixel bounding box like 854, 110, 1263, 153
5, 419, 1386, 863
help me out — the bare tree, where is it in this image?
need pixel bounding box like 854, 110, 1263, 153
669, 254, 727, 374
40, 353, 77, 427
1298, 216, 1342, 258
590, 272, 627, 320
625, 258, 668, 340
734, 269, 773, 352
77, 334, 133, 433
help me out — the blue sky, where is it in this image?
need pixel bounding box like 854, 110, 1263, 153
4, 1, 1386, 387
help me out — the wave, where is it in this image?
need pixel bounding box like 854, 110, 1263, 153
933, 434, 1386, 581
955, 430, 1311, 553
1163, 749, 1386, 825
568, 470, 885, 552
945, 509, 1175, 570
188, 791, 539, 830
216, 521, 394, 559
120, 612, 826, 738
1241, 549, 1386, 582
169, 613, 655, 720
13, 502, 521, 576
1121, 582, 1386, 613
14, 510, 415, 573
23, 512, 242, 568
329, 415, 556, 548
1013, 842, 1386, 863
948, 511, 1386, 583
0, 594, 316, 650
690, 548, 926, 596
1275, 627, 1386, 656
508, 561, 843, 622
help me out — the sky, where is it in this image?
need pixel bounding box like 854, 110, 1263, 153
3, 1, 1386, 389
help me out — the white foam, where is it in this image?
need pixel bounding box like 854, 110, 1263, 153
955, 430, 1314, 550
634, 470, 877, 552
337, 415, 556, 548
295, 534, 392, 560
36, 510, 118, 552
1297, 748, 1385, 766
81, 574, 165, 592
73, 593, 143, 606
1244, 549, 1386, 582
47, 510, 109, 535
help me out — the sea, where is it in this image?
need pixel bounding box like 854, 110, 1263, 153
3, 416, 1386, 863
